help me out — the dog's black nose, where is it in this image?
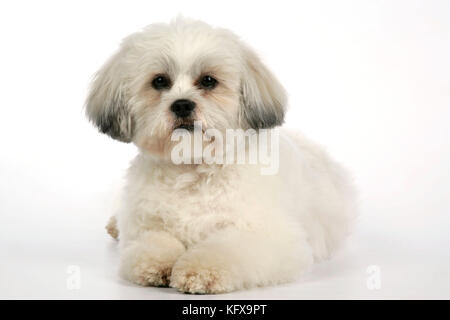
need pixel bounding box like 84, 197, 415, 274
170, 99, 195, 118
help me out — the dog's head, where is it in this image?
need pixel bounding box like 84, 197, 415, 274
86, 18, 286, 158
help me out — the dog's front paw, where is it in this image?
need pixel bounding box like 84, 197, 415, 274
170, 253, 234, 294
170, 267, 233, 294
121, 250, 173, 287
120, 232, 186, 287
125, 260, 172, 287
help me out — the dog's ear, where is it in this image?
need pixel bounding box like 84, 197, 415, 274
239, 46, 287, 129
85, 50, 134, 143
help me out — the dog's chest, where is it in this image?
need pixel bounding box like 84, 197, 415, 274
128, 162, 252, 245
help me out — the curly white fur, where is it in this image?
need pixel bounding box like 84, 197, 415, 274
86, 18, 356, 294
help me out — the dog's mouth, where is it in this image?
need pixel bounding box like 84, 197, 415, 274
173, 118, 202, 132
172, 119, 207, 133
174, 123, 195, 131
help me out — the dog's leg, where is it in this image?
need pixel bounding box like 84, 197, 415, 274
170, 227, 313, 294
105, 216, 119, 240
119, 231, 186, 287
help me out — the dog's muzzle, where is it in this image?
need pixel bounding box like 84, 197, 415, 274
171, 99, 196, 118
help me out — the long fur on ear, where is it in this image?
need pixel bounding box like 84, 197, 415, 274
85, 50, 134, 143
240, 46, 287, 129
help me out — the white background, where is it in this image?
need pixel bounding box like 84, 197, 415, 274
0, 0, 449, 299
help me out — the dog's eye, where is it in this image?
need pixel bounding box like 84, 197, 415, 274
151, 75, 171, 90
199, 75, 217, 89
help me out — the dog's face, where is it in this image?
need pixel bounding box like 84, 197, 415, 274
86, 19, 286, 159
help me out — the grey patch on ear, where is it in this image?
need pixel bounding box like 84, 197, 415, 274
240, 95, 285, 129
86, 93, 135, 143
239, 45, 287, 130
85, 49, 135, 143
96, 99, 134, 143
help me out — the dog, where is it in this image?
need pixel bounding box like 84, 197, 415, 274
86, 18, 356, 294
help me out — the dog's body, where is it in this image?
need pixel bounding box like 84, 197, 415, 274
86, 18, 356, 293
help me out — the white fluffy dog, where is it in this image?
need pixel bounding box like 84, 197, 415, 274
86, 18, 356, 294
